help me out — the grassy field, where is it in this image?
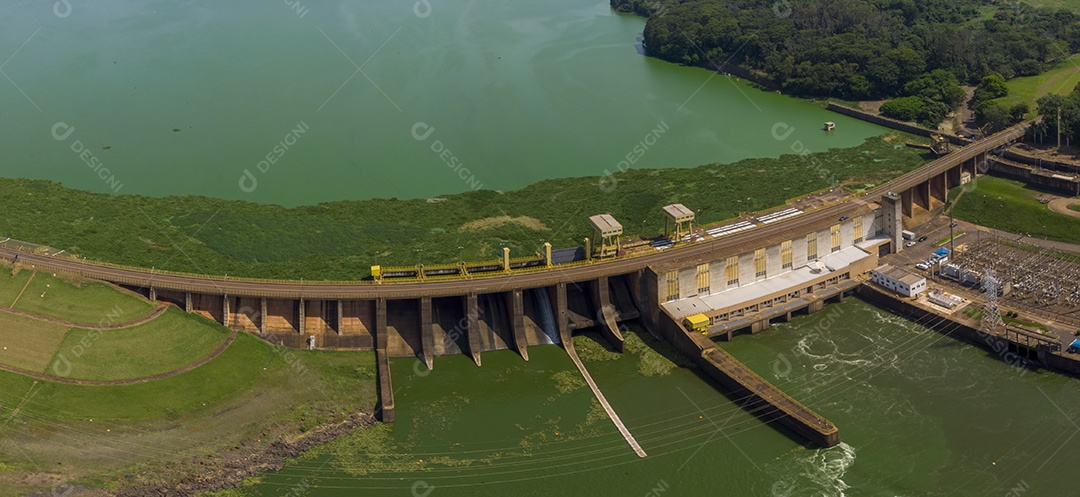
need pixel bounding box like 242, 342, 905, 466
1070, 203, 1080, 212
1020, 0, 1080, 11
53, 308, 229, 381
0, 263, 155, 324
951, 176, 1080, 244
0, 266, 33, 307
0, 329, 377, 495
962, 306, 1048, 331
992, 53, 1080, 112
0, 311, 70, 372
0, 134, 931, 280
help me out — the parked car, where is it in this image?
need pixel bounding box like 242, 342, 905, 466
951, 221, 958, 228
918, 236, 928, 242
905, 241, 917, 247
916, 262, 930, 270
839, 216, 849, 221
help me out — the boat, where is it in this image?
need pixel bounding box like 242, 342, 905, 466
824, 121, 835, 131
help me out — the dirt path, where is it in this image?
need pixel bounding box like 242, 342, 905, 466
0, 303, 168, 330
1048, 197, 1080, 219
9, 271, 35, 307
0, 328, 237, 385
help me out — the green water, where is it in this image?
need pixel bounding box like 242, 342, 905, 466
242, 299, 1080, 496
2, 0, 882, 206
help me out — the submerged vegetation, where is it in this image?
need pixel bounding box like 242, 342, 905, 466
0, 134, 930, 280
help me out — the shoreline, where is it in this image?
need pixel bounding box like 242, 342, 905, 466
74, 412, 380, 497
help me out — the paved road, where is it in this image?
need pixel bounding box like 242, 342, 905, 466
1048, 197, 1080, 220
0, 123, 1030, 299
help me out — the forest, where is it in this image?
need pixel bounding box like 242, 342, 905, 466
613, 0, 1078, 125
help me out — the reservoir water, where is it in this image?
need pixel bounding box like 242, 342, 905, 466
1, 0, 884, 206
241, 299, 1080, 496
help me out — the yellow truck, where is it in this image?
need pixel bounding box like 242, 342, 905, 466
684, 313, 710, 334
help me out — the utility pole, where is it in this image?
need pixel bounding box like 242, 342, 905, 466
949, 209, 955, 257
1058, 107, 1062, 150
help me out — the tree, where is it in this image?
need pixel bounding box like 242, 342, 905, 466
903, 70, 966, 108
975, 101, 1011, 132
974, 74, 1009, 102
881, 96, 928, 122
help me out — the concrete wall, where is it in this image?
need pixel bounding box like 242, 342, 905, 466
709, 262, 727, 294
739, 252, 755, 285
765, 244, 783, 279
679, 266, 697, 299
826, 103, 970, 145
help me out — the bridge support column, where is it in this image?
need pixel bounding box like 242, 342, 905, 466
222, 295, 231, 326
466, 293, 482, 367
336, 300, 344, 334
420, 297, 434, 370
880, 193, 903, 254
511, 289, 529, 361
555, 283, 572, 346
900, 189, 913, 218
947, 165, 961, 190
298, 298, 306, 335
930, 173, 947, 203
260, 298, 268, 335
185, 292, 192, 313
148, 287, 156, 302
914, 180, 931, 211
375, 297, 394, 422
591, 276, 624, 352
807, 300, 824, 315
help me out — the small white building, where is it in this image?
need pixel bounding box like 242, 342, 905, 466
871, 264, 927, 297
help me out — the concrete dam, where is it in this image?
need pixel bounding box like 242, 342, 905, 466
0, 124, 1031, 452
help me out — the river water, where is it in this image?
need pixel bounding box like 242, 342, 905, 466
240, 298, 1080, 496
1, 0, 882, 206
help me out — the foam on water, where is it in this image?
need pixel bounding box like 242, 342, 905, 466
770, 442, 856, 497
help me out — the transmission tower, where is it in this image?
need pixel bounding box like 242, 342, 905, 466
981, 268, 1004, 335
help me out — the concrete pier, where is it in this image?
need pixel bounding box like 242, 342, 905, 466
466, 293, 482, 366
420, 296, 435, 370
375, 298, 394, 422
592, 276, 625, 352
510, 289, 529, 361
555, 283, 572, 345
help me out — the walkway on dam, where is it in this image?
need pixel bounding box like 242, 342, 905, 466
565, 343, 647, 458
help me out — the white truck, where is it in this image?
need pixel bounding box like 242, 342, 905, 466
902, 230, 916, 241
